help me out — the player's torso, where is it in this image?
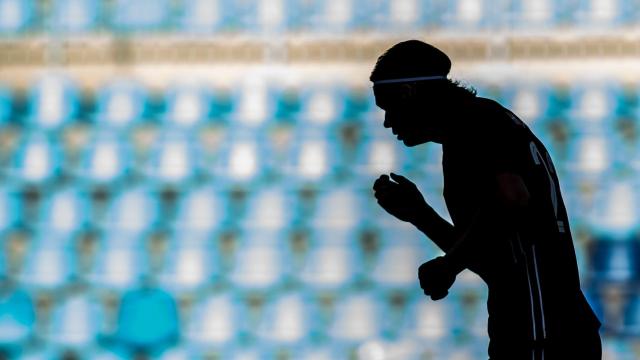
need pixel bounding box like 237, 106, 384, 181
440, 98, 599, 343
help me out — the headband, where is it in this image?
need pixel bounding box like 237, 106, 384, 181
372, 75, 447, 85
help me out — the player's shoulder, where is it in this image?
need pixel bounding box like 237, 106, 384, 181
473, 97, 529, 132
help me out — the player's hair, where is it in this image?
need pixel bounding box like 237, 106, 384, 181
370, 39, 476, 99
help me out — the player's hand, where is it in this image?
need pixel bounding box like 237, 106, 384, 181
418, 256, 456, 301
373, 173, 430, 224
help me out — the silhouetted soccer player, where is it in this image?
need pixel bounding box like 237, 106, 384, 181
371, 40, 602, 360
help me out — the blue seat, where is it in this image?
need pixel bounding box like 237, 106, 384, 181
101, 185, 159, 236
172, 185, 227, 235
50, 0, 99, 33
95, 80, 147, 129
309, 185, 365, 229
286, 130, 340, 187
77, 132, 131, 185
39, 187, 88, 237
147, 131, 197, 185
0, 284, 34, 351
11, 132, 61, 185
180, 0, 227, 33
214, 136, 266, 185
230, 80, 274, 128
114, 286, 179, 356
575, 0, 632, 28
371, 230, 428, 289
229, 230, 284, 291
27, 75, 79, 130
565, 133, 612, 182
500, 82, 553, 127
441, 0, 498, 30
0, 0, 33, 34
569, 82, 622, 134
47, 286, 101, 348
329, 290, 381, 343
94, 234, 144, 289
257, 290, 310, 344
0, 186, 19, 233
589, 239, 640, 283
369, 0, 430, 31
588, 177, 640, 239
272, 85, 301, 122
163, 85, 212, 129
158, 236, 214, 291
0, 86, 13, 125
286, 0, 356, 32
623, 292, 640, 336
508, 0, 562, 29
241, 185, 294, 231
354, 137, 407, 181
111, 0, 169, 32
299, 231, 358, 290
404, 292, 454, 344
236, 0, 287, 33
298, 85, 345, 128
21, 232, 71, 287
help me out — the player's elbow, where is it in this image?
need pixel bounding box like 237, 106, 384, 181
496, 172, 530, 210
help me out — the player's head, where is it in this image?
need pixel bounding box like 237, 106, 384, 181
370, 40, 476, 146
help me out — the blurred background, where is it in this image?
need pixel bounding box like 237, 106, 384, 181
0, 0, 637, 359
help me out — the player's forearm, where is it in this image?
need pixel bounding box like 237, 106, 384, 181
442, 202, 523, 275
411, 207, 456, 253
444, 204, 502, 274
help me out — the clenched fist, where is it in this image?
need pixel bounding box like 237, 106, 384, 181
372, 173, 431, 224
418, 256, 456, 301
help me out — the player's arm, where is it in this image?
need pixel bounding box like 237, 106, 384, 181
373, 173, 456, 252
419, 172, 530, 300
446, 172, 530, 272
410, 206, 456, 253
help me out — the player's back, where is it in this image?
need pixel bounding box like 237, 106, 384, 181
442, 97, 601, 358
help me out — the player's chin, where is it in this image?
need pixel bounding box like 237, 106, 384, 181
401, 137, 425, 147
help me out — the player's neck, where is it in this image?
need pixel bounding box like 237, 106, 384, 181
438, 96, 478, 145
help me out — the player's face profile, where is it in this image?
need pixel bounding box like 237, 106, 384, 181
373, 84, 442, 146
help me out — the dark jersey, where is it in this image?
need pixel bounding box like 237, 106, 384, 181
441, 97, 601, 359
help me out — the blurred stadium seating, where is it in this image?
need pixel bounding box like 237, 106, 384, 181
0, 0, 637, 359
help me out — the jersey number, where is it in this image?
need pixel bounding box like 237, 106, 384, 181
529, 141, 565, 233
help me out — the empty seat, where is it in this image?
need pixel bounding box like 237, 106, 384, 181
163, 85, 212, 129
21, 232, 71, 287
229, 231, 283, 291
146, 131, 197, 185
39, 187, 88, 237
47, 286, 101, 347
173, 185, 226, 235
111, 0, 169, 32
300, 232, 358, 290
77, 132, 131, 185
185, 292, 240, 345
329, 290, 381, 342
101, 185, 159, 235
569, 82, 622, 133
50, 0, 99, 33
0, 0, 33, 34
95, 80, 147, 129
27, 75, 79, 130
258, 291, 309, 344
589, 239, 640, 283
11, 132, 61, 184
